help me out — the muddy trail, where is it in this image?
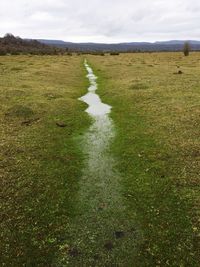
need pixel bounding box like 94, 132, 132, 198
58, 60, 139, 266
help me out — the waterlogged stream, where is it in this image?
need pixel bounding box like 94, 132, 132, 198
80, 61, 111, 116
63, 60, 138, 266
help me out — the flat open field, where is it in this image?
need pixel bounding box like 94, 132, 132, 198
0, 53, 200, 266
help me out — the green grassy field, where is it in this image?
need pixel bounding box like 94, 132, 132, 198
0, 53, 200, 266
88, 52, 200, 266
0, 55, 90, 266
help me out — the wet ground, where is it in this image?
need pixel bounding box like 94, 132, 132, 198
60, 61, 139, 266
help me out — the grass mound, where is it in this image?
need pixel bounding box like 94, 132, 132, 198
6, 104, 35, 118
43, 93, 63, 100
6, 89, 26, 97
129, 83, 149, 90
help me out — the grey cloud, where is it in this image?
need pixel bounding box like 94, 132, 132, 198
0, 0, 200, 42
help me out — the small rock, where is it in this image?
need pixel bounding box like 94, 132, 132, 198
21, 117, 40, 126
173, 70, 183, 75
56, 122, 67, 127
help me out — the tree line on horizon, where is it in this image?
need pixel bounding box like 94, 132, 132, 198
0, 34, 67, 55
0, 33, 191, 56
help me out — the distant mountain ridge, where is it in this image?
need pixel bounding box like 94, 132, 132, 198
2, 34, 200, 54
36, 39, 200, 52
154, 40, 200, 45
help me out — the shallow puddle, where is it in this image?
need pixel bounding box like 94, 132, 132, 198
60, 60, 138, 266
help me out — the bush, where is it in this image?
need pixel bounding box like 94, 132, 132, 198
183, 42, 190, 56
0, 48, 7, 56
110, 52, 120, 56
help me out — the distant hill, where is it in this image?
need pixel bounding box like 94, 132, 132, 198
0, 34, 64, 55
1, 34, 200, 54
37, 39, 200, 52
36, 39, 67, 46
155, 40, 200, 45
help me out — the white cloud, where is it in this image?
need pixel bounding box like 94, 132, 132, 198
30, 12, 54, 22
0, 0, 200, 42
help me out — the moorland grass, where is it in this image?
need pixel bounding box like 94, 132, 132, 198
0, 55, 90, 266
87, 52, 200, 266
1, 52, 199, 266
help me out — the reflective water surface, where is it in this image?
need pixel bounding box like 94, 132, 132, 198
61, 60, 138, 266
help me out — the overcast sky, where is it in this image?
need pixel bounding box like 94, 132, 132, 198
0, 0, 200, 43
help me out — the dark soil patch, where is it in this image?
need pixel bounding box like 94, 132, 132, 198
104, 241, 114, 251
68, 247, 80, 257
10, 67, 23, 71
114, 231, 125, 239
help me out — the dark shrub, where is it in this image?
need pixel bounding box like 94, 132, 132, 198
110, 52, 119, 56
183, 42, 190, 56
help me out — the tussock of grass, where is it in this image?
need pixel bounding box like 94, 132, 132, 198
43, 93, 63, 100
129, 83, 149, 90
5, 105, 35, 118
6, 89, 27, 97
10, 66, 23, 71
21, 84, 31, 88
